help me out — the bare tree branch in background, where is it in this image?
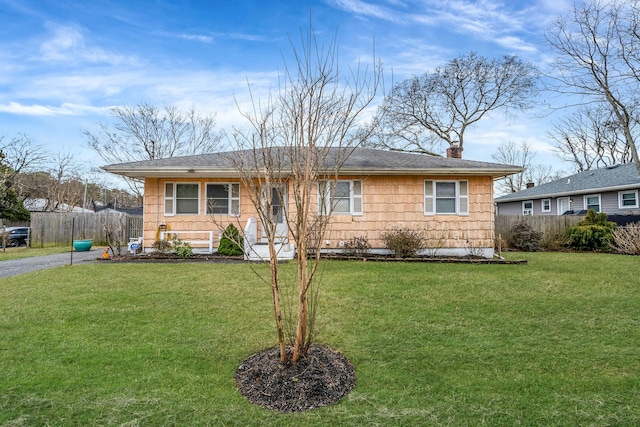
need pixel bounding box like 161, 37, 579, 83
85, 103, 224, 198
0, 134, 46, 187
546, 0, 640, 174
372, 52, 539, 157
549, 106, 634, 172
492, 141, 562, 195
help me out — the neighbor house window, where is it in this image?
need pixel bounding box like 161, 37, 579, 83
522, 200, 533, 215
541, 199, 551, 213
618, 190, 639, 209
164, 182, 199, 215
318, 180, 363, 215
584, 194, 601, 212
424, 180, 468, 215
206, 183, 240, 216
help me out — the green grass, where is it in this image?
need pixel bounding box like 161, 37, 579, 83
1, 252, 639, 426
0, 246, 72, 261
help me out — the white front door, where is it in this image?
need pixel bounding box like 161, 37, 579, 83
558, 197, 571, 215
261, 185, 288, 242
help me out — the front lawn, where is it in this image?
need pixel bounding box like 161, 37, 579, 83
1, 252, 638, 426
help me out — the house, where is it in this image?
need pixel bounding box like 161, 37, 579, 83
495, 163, 640, 217
102, 147, 522, 259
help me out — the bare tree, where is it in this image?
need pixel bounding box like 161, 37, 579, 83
549, 106, 634, 172
85, 103, 224, 197
373, 52, 539, 156
546, 0, 640, 174
492, 141, 561, 194
0, 134, 46, 188
227, 28, 381, 363
0, 134, 45, 217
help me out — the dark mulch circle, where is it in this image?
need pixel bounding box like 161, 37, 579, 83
235, 345, 356, 412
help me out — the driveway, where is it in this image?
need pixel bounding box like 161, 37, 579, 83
0, 249, 100, 279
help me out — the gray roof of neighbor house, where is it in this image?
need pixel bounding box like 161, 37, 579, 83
495, 163, 640, 203
102, 147, 523, 179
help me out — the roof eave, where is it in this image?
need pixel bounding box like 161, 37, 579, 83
102, 166, 524, 179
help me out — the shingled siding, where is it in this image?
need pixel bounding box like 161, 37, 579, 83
142, 175, 495, 252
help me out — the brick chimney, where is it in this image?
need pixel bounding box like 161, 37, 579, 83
526, 182, 535, 189
446, 142, 462, 159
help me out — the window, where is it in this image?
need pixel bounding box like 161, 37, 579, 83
424, 180, 468, 215
541, 199, 551, 213
584, 194, 601, 212
619, 190, 639, 209
522, 200, 533, 215
206, 183, 240, 215
164, 182, 200, 215
318, 180, 363, 215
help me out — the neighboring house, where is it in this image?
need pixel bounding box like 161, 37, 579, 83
495, 163, 640, 217
23, 198, 94, 213
102, 147, 522, 258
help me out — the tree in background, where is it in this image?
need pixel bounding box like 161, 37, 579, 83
0, 134, 45, 219
372, 52, 539, 157
549, 106, 634, 172
85, 103, 224, 198
228, 28, 381, 365
492, 141, 562, 194
546, 0, 640, 175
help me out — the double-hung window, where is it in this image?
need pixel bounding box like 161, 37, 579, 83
206, 183, 240, 216
318, 180, 363, 215
541, 199, 551, 213
424, 180, 468, 215
619, 190, 639, 209
522, 200, 533, 215
584, 194, 601, 212
164, 182, 199, 215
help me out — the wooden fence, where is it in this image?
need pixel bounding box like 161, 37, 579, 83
29, 212, 143, 247
495, 215, 584, 247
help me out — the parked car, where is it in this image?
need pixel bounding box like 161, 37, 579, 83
2, 227, 30, 247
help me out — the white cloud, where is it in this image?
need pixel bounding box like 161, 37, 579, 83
39, 24, 139, 66
0, 101, 111, 116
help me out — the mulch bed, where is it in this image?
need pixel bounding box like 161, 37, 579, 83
104, 252, 526, 264
235, 345, 356, 412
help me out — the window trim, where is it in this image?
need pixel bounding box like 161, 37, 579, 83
206, 182, 240, 216
522, 200, 533, 215
424, 180, 469, 216
541, 198, 551, 213
618, 189, 639, 209
584, 194, 602, 213
318, 179, 363, 216
164, 182, 200, 216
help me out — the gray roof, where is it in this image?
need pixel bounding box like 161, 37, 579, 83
102, 147, 522, 179
496, 163, 640, 202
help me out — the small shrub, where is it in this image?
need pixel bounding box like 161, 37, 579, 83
507, 221, 543, 251
218, 224, 244, 256
611, 221, 640, 255
152, 239, 172, 253
380, 226, 425, 258
564, 209, 616, 251
172, 235, 193, 258
343, 235, 371, 255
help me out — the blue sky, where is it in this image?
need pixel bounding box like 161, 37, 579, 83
0, 0, 573, 178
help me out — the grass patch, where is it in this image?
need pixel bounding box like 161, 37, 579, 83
0, 246, 71, 261
0, 252, 639, 425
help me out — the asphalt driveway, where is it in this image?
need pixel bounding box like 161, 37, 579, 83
0, 249, 100, 279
